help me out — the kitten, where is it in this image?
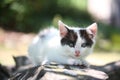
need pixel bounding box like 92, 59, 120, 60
28, 20, 97, 67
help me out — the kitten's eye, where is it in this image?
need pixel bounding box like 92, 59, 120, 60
81, 43, 86, 47
69, 43, 74, 47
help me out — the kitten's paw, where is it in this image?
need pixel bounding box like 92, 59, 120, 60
74, 60, 90, 69
79, 64, 89, 69
81, 60, 90, 68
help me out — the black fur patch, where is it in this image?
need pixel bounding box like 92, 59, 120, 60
61, 29, 77, 47
79, 29, 93, 47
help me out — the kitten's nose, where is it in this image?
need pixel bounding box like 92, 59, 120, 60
75, 50, 80, 57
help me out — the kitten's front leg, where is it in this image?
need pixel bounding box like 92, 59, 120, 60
81, 59, 90, 68
74, 59, 90, 69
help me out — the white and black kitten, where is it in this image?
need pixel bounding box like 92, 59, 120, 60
28, 20, 97, 67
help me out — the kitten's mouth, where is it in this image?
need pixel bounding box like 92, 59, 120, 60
75, 50, 80, 57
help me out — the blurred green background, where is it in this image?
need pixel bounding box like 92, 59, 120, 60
0, 0, 120, 66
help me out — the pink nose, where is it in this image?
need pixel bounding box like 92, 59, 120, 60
75, 50, 80, 57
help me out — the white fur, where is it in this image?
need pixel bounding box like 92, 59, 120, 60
28, 26, 96, 66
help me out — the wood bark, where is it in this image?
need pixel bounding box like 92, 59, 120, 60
0, 56, 120, 80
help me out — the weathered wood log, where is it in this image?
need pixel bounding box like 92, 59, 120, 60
91, 60, 120, 80
0, 64, 10, 80
1, 56, 120, 80
9, 64, 108, 80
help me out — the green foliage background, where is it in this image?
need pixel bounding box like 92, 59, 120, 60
0, 0, 90, 32
0, 0, 120, 52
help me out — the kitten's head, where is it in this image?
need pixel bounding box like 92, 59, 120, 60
58, 20, 97, 57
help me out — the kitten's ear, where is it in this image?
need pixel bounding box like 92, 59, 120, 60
58, 20, 68, 37
87, 23, 97, 35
